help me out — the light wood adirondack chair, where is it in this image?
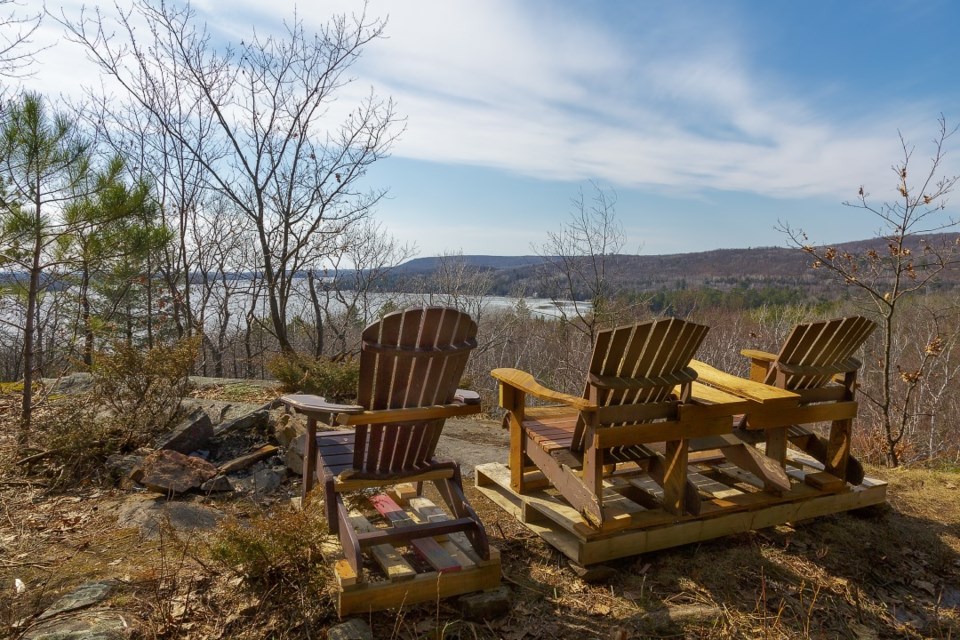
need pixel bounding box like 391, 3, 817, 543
493, 317, 725, 527
727, 315, 877, 485
281, 307, 490, 578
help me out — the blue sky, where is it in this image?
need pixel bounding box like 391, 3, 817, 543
31, 0, 960, 257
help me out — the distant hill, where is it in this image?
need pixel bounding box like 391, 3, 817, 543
386, 232, 960, 298
391, 255, 548, 274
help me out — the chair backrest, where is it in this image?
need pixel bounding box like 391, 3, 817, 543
770, 315, 877, 390
353, 307, 477, 475
572, 317, 709, 451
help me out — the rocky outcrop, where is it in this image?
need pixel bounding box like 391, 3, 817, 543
131, 450, 218, 494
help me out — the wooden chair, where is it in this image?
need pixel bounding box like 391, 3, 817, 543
281, 307, 490, 578
493, 317, 731, 528
716, 315, 877, 485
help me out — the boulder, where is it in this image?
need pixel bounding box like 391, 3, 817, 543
232, 465, 286, 495
22, 610, 136, 640
114, 495, 223, 539
327, 619, 373, 640
104, 455, 144, 484
44, 372, 95, 395
213, 408, 269, 437
273, 412, 306, 448
156, 409, 212, 454
131, 450, 218, 494
200, 475, 234, 493
38, 581, 117, 620
285, 433, 307, 476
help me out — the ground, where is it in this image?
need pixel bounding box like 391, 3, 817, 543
2, 382, 959, 639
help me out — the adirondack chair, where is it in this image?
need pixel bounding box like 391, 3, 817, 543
727, 315, 877, 485
281, 307, 490, 578
493, 317, 728, 527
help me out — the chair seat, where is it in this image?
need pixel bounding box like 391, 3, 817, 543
316, 429, 455, 481
522, 407, 659, 468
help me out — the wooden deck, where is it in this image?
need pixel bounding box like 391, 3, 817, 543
328, 489, 501, 616
475, 450, 886, 566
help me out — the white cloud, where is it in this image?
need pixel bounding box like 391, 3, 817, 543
26, 0, 952, 207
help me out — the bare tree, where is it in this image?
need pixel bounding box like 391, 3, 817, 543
417, 252, 494, 324
780, 115, 960, 467
308, 219, 413, 358
0, 0, 42, 79
58, 1, 401, 352
534, 182, 632, 344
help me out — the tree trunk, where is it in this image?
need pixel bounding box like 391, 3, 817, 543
81, 265, 93, 368
307, 270, 324, 358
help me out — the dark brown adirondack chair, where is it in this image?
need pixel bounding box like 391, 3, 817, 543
281, 307, 490, 578
732, 315, 877, 485
493, 317, 723, 528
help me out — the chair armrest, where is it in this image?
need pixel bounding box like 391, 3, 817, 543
689, 360, 798, 408
335, 402, 481, 425
280, 394, 364, 415
741, 349, 777, 363
490, 368, 596, 411
740, 349, 778, 382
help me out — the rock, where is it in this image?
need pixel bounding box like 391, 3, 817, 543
569, 561, 617, 583
38, 581, 117, 620
217, 445, 279, 474
213, 408, 269, 437
104, 455, 144, 483
458, 587, 511, 621
156, 409, 213, 454
200, 475, 234, 493
233, 465, 286, 495
45, 372, 95, 395
131, 450, 218, 495
327, 618, 373, 640
23, 610, 136, 639
285, 433, 307, 476
273, 413, 305, 448
113, 495, 223, 539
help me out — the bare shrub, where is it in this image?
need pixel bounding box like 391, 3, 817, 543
267, 354, 360, 402
208, 500, 337, 632
91, 336, 199, 435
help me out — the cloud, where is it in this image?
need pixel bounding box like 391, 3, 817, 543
29, 0, 952, 207
329, 1, 929, 200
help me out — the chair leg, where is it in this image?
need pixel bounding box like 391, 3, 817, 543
789, 428, 865, 485
336, 498, 362, 578
766, 427, 789, 466
506, 411, 528, 494
324, 477, 339, 534
434, 469, 490, 560
302, 417, 318, 501
648, 447, 701, 516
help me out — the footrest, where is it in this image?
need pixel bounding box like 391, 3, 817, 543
332, 494, 500, 615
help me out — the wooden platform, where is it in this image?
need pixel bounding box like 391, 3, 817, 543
475, 451, 886, 566
329, 490, 501, 616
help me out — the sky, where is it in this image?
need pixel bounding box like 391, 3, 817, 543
23, 0, 960, 258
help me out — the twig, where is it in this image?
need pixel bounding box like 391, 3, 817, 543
0, 480, 48, 487
0, 560, 52, 568
499, 571, 550, 596
16, 449, 59, 466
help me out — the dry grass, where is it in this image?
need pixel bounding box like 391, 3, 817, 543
2, 384, 959, 639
